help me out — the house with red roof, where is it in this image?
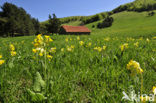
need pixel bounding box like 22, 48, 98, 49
59, 25, 91, 35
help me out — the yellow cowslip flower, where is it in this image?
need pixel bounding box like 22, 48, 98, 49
86, 42, 92, 47
47, 55, 53, 60
33, 43, 39, 48
50, 47, 56, 53
71, 45, 75, 49
0, 55, 2, 59
32, 49, 37, 53
153, 36, 156, 39
67, 47, 72, 52
127, 60, 143, 75
33, 34, 44, 47
104, 37, 110, 41
77, 36, 80, 40
11, 51, 16, 56
94, 47, 102, 52
0, 60, 5, 65
45, 35, 53, 43
153, 86, 156, 95
65, 38, 68, 42
146, 38, 150, 42
39, 52, 43, 57
103, 46, 106, 50
127, 37, 135, 41
70, 38, 72, 41
134, 42, 139, 47
67, 46, 74, 52
79, 41, 84, 46
61, 48, 64, 52
140, 96, 150, 103
120, 43, 128, 51
10, 44, 15, 51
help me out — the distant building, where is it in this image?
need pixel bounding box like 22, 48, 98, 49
59, 25, 91, 35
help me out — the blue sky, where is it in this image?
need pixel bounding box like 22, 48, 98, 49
0, 0, 134, 22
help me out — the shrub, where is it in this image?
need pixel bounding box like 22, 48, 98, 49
97, 17, 114, 29
148, 11, 155, 16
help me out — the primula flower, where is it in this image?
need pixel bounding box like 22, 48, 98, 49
33, 34, 44, 47
120, 43, 128, 51
45, 35, 53, 43
61, 48, 64, 52
10, 44, 15, 51
79, 41, 84, 46
0, 60, 5, 65
71, 45, 75, 49
104, 37, 110, 41
153, 86, 156, 95
153, 36, 156, 39
134, 42, 139, 47
127, 60, 143, 75
32, 49, 37, 53
94, 47, 102, 52
47, 55, 53, 60
146, 38, 150, 42
86, 42, 92, 47
0, 55, 2, 59
39, 52, 43, 57
103, 46, 106, 50
50, 47, 56, 53
11, 51, 16, 56
67, 45, 74, 52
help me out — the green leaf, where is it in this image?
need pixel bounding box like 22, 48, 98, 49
27, 89, 46, 102
35, 93, 47, 101
27, 89, 37, 102
8, 61, 14, 68
33, 72, 46, 92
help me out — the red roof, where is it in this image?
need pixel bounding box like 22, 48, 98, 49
62, 25, 91, 33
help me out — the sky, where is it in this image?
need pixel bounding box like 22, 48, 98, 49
0, 0, 134, 22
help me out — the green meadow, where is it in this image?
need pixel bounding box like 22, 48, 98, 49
0, 0, 156, 102
0, 30, 156, 103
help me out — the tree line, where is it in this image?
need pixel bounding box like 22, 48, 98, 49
0, 2, 40, 37
0, 2, 62, 37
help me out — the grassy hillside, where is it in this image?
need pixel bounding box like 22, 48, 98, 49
62, 21, 82, 26
86, 11, 156, 37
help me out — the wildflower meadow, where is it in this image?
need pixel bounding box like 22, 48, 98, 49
0, 34, 156, 102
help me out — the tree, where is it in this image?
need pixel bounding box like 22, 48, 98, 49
0, 2, 39, 37
46, 14, 61, 34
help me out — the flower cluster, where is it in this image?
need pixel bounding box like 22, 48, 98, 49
127, 60, 143, 75
33, 34, 44, 48
0, 55, 5, 65
49, 47, 56, 53
79, 41, 84, 46
134, 42, 139, 47
94, 46, 106, 52
32, 34, 53, 60
67, 45, 75, 52
120, 43, 128, 51
10, 44, 16, 56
